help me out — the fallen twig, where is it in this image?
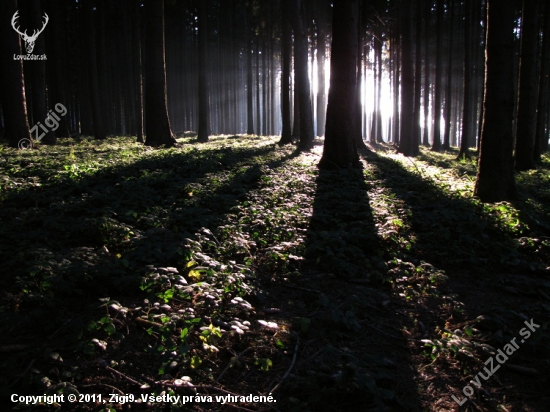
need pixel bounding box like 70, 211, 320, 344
80, 383, 125, 395
268, 334, 299, 394
103, 364, 144, 387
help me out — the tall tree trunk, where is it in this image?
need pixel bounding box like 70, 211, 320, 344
431, 0, 444, 151
289, 0, 314, 151
48, 4, 71, 138
197, 0, 210, 142
514, 0, 541, 170
84, 0, 106, 140
316, 0, 328, 136
319, 0, 360, 169
0, 0, 32, 148
144, 0, 175, 147
413, 0, 424, 152
398, 0, 417, 156
422, 0, 431, 146
535, 5, 550, 158
474, 0, 517, 202
27, 0, 55, 144
443, 0, 454, 150
132, 0, 144, 143
279, 0, 293, 145
246, 23, 254, 135
458, 0, 473, 158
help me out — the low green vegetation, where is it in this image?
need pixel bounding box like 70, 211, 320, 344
1, 136, 549, 411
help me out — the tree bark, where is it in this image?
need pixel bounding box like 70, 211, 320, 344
474, 0, 517, 202
431, 0, 444, 151
27, 0, 55, 145
0, 0, 32, 148
316, 0, 329, 137
398, 0, 417, 156
84, 0, 106, 140
144, 0, 175, 147
458, 0, 473, 158
278, 0, 293, 145
535, 5, 550, 158
318, 0, 360, 169
289, 0, 314, 151
515, 0, 541, 170
197, 0, 210, 142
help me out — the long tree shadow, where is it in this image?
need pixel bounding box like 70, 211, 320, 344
0, 140, 302, 397
359, 147, 550, 411
283, 166, 423, 411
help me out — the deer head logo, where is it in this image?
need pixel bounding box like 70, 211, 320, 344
11, 11, 49, 54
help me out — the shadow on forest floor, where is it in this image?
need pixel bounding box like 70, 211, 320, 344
0, 136, 549, 411
357, 144, 550, 411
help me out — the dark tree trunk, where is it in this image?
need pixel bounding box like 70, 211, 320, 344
84, 0, 106, 140
278, 0, 293, 145
443, 0, 454, 150
398, 0, 417, 156
48, 4, 71, 138
431, 0, 444, 151
197, 0, 210, 142
316, 0, 329, 137
26, 0, 55, 145
514, 0, 541, 170
144, 0, 175, 147
474, 0, 517, 202
246, 23, 254, 135
422, 0, 431, 146
132, 0, 144, 143
318, 0, 360, 170
0, 0, 32, 148
413, 0, 423, 152
458, 0, 473, 158
535, 5, 550, 158
289, 0, 314, 151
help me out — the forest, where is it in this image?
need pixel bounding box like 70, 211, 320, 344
1, 0, 550, 410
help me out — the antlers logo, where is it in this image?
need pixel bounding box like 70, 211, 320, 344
11, 11, 49, 54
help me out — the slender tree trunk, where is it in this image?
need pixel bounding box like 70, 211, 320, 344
431, 0, 444, 151
144, 0, 175, 147
443, 0, 454, 150
515, 0, 541, 170
246, 23, 254, 135
398, 0, 416, 156
535, 5, 550, 159
197, 0, 210, 142
319, 0, 360, 169
316, 0, 328, 136
279, 0, 293, 145
132, 0, 144, 143
27, 0, 55, 144
289, 0, 314, 151
413, 0, 423, 152
458, 0, 473, 158
84, 0, 106, 140
423, 0, 431, 146
474, 0, 517, 202
0, 0, 32, 148
48, 4, 71, 138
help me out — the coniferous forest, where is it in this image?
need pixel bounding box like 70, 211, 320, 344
1, 0, 550, 410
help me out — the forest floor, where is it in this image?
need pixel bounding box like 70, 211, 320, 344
0, 135, 549, 412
